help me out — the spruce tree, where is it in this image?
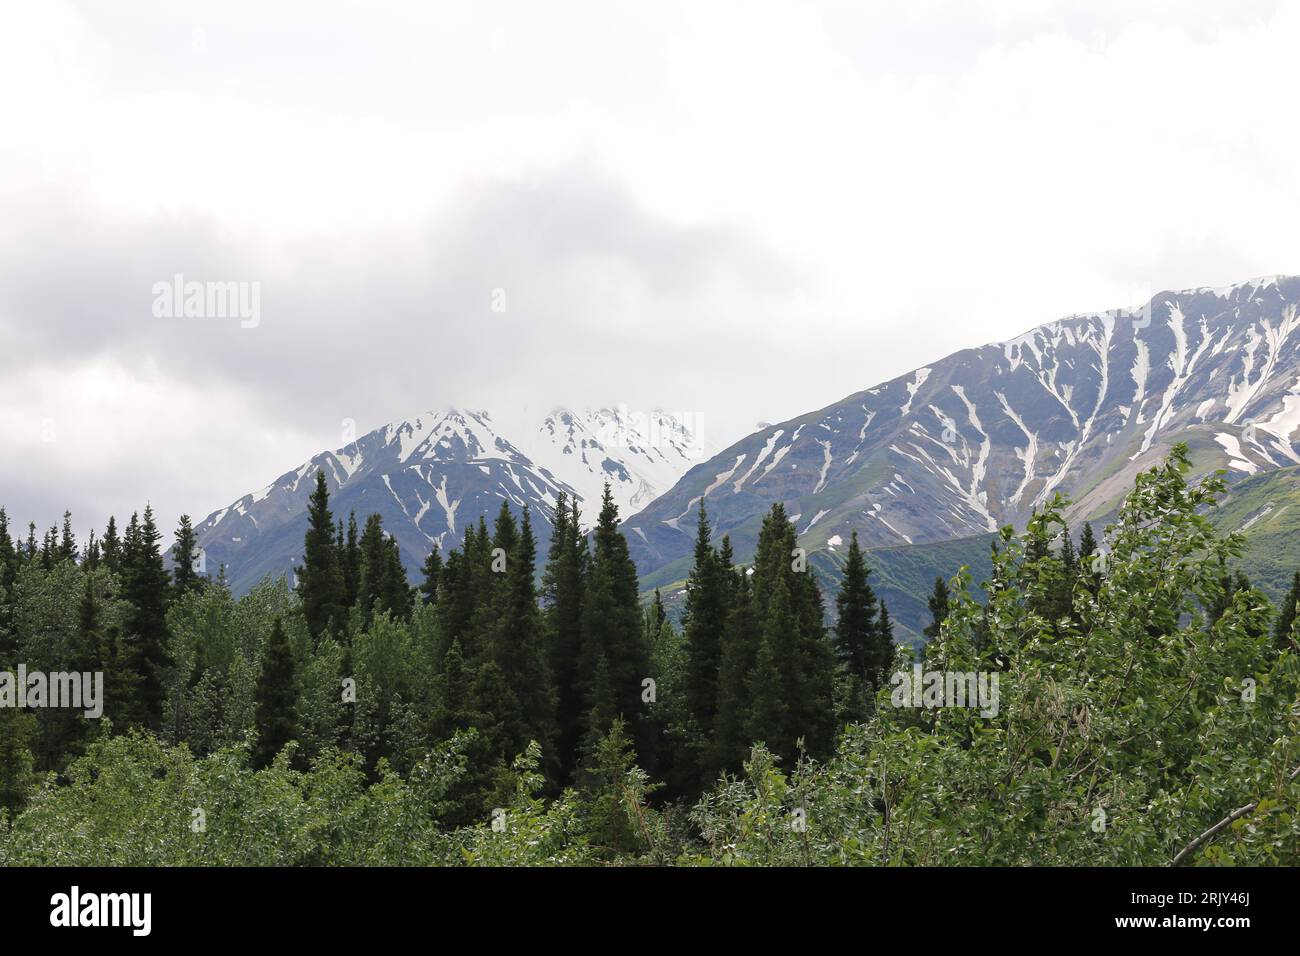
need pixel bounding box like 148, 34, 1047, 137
541, 494, 587, 778
357, 513, 390, 628
1078, 522, 1102, 596
83, 531, 100, 571
578, 651, 618, 768
682, 503, 729, 735
58, 511, 78, 563
23, 523, 37, 563
420, 546, 443, 605
650, 588, 666, 634
495, 506, 556, 771
101, 516, 121, 573
1078, 521, 1098, 562
342, 512, 361, 609
171, 514, 204, 598
923, 576, 950, 641
76, 573, 104, 673
40, 524, 57, 569
713, 568, 757, 774
120, 506, 172, 728
743, 504, 836, 762
791, 544, 838, 760
579, 485, 652, 762
382, 533, 414, 621
746, 574, 794, 755
299, 472, 346, 640
100, 622, 147, 729
833, 530, 879, 722
877, 601, 894, 665
253, 617, 298, 769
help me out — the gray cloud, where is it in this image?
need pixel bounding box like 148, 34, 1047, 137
4, 0, 1300, 546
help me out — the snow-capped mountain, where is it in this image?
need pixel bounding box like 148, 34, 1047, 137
195, 406, 707, 594
627, 276, 1300, 589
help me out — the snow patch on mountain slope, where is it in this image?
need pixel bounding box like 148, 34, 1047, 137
1214, 433, 1258, 474
1225, 306, 1300, 425
813, 440, 833, 495
732, 430, 783, 494
900, 367, 932, 416
1137, 306, 1213, 456
997, 392, 1039, 507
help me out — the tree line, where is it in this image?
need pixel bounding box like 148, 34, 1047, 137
2, 446, 1300, 864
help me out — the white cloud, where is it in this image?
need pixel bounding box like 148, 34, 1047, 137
3, 0, 1300, 541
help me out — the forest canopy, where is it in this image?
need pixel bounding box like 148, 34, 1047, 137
1, 446, 1298, 866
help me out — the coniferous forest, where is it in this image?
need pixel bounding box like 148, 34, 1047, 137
1, 447, 1299, 866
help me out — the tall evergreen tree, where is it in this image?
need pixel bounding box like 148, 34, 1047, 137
579, 485, 652, 762
420, 546, 443, 606
712, 568, 758, 774
877, 601, 894, 661
23, 522, 37, 563
120, 506, 172, 728
299, 472, 346, 640
342, 512, 361, 610
100, 516, 121, 573
650, 588, 667, 635
253, 618, 298, 769
494, 506, 556, 767
58, 511, 77, 563
832, 530, 879, 722
382, 533, 414, 622
83, 531, 100, 571
171, 514, 204, 599
541, 494, 587, 778
1078, 521, 1101, 596
40, 524, 57, 570
743, 504, 836, 761
357, 513, 389, 628
682, 503, 729, 736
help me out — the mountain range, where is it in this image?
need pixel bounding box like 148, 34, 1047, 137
196, 275, 1300, 640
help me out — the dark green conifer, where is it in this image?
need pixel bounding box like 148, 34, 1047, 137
171, 514, 204, 598
253, 618, 298, 769
298, 472, 346, 640
682, 503, 729, 735
924, 576, 950, 641
833, 530, 879, 722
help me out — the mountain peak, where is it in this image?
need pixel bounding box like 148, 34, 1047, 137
195, 403, 708, 595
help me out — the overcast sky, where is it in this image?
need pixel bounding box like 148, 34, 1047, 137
3, 0, 1300, 544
